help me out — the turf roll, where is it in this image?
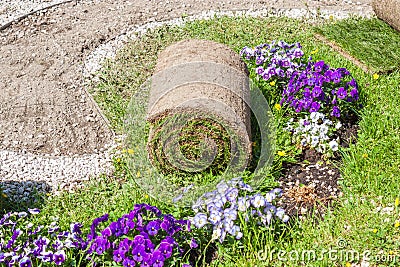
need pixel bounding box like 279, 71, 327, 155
373, 0, 400, 32
146, 39, 252, 177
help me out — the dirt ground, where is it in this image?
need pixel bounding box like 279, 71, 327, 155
0, 0, 372, 156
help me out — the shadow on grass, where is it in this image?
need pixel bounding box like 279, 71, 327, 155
0, 180, 49, 216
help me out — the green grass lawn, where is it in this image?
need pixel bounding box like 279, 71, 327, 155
2, 16, 400, 267
316, 17, 400, 74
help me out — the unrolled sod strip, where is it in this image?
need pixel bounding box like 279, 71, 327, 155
146, 39, 252, 176
372, 0, 400, 32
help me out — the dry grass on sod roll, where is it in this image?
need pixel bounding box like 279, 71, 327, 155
372, 0, 400, 33
2, 16, 400, 267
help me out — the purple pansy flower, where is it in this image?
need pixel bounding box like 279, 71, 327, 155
293, 48, 304, 58
19, 257, 32, 267
331, 70, 342, 83
53, 250, 65, 266
123, 258, 135, 267
314, 60, 325, 72
256, 57, 264, 65
38, 251, 53, 262
267, 66, 276, 76
144, 238, 155, 254
132, 244, 146, 262
152, 251, 165, 267
113, 248, 125, 263
133, 235, 145, 246
312, 86, 323, 98
309, 102, 321, 112
146, 221, 160, 236
350, 88, 359, 101
336, 87, 347, 99
190, 238, 198, 249
331, 106, 341, 117
157, 242, 173, 259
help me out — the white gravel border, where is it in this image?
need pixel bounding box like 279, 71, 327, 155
0, 149, 114, 202
0, 0, 74, 30
82, 7, 374, 79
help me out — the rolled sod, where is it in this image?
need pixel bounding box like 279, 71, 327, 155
373, 0, 400, 32
146, 39, 252, 177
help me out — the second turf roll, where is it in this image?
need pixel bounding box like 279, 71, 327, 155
373, 0, 400, 32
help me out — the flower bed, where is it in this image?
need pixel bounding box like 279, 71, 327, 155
241, 40, 361, 217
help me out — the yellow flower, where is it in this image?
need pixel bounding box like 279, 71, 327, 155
311, 48, 319, 55
329, 15, 334, 21
372, 228, 378, 233
395, 197, 399, 207
277, 151, 286, 157
116, 158, 121, 163
136, 171, 141, 178
395, 221, 400, 228
144, 194, 149, 199
274, 103, 281, 111
346, 262, 352, 267
127, 149, 134, 155
269, 80, 276, 86
362, 153, 368, 159
373, 73, 379, 80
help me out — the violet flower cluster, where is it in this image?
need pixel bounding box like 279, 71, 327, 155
241, 41, 360, 121
282, 60, 359, 119
241, 40, 307, 85
0, 209, 85, 267
285, 112, 341, 153
242, 40, 361, 155
86, 203, 195, 267
191, 178, 289, 244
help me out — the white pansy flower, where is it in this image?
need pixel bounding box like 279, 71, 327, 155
319, 125, 329, 135
300, 138, 308, 146
251, 194, 266, 208
265, 192, 275, 203
323, 118, 333, 125
304, 124, 312, 132
237, 197, 250, 212
319, 133, 328, 141
310, 112, 318, 122
329, 140, 339, 151
311, 136, 319, 147
310, 126, 319, 135
211, 227, 222, 241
